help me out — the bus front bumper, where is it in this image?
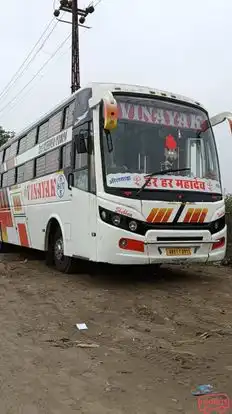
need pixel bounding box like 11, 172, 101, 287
96, 223, 227, 265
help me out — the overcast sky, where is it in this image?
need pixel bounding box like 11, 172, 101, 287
0, 0, 232, 190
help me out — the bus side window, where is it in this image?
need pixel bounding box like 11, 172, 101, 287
7, 168, 16, 187
48, 111, 62, 138
18, 136, 27, 155
73, 123, 89, 192
45, 149, 60, 175
35, 156, 46, 178
25, 160, 35, 181
2, 172, 8, 187
63, 101, 75, 130
38, 121, 49, 144
17, 165, 25, 184
4, 146, 10, 162
26, 128, 37, 150
61, 143, 72, 169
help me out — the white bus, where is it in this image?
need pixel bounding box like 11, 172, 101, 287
0, 82, 231, 272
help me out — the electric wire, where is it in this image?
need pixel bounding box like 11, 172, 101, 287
0, 34, 71, 116
0, 18, 56, 102
1, 0, 103, 117
4, 44, 72, 117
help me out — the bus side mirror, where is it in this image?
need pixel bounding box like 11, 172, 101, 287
103, 93, 118, 131
209, 112, 232, 130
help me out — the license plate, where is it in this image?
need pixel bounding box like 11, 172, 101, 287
166, 248, 191, 256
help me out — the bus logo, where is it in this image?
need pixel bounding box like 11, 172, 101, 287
56, 174, 65, 198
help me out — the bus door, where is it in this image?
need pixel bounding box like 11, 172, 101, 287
68, 122, 97, 261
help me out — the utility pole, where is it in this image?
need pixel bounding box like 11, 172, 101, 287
54, 1, 94, 93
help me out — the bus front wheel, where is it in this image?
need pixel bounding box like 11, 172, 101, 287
50, 227, 75, 274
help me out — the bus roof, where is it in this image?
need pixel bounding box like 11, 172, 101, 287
90, 82, 204, 109
2, 82, 205, 150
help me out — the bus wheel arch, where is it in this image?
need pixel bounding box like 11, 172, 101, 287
45, 217, 75, 274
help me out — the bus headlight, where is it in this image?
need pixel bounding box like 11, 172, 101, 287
209, 216, 226, 234
99, 207, 143, 235
128, 220, 138, 232
112, 215, 121, 226
101, 210, 107, 220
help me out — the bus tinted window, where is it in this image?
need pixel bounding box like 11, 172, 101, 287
4, 146, 11, 162
64, 101, 75, 129
38, 121, 49, 144
48, 111, 62, 137
45, 148, 60, 174
26, 128, 37, 150
17, 164, 25, 183
2, 172, 7, 187
36, 155, 46, 177
75, 88, 92, 121
10, 141, 18, 158
18, 136, 27, 154
8, 168, 16, 186
61, 143, 72, 169
75, 151, 87, 169
24, 160, 35, 181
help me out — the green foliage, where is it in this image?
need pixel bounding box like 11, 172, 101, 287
225, 194, 232, 214
0, 126, 15, 147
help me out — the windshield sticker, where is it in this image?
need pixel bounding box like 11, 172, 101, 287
106, 173, 221, 194
108, 175, 131, 185
118, 102, 204, 130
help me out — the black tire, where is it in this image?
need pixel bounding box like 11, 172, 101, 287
48, 227, 75, 274
0, 242, 12, 253
149, 264, 162, 273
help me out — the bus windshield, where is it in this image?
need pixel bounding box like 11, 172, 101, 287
101, 96, 221, 195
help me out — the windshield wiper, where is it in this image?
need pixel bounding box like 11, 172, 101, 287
136, 168, 191, 196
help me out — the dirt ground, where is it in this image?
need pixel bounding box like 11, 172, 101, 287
0, 250, 232, 414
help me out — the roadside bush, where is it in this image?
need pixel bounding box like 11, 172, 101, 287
224, 194, 232, 264
225, 194, 232, 214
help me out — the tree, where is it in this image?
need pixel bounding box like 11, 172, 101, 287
0, 126, 15, 147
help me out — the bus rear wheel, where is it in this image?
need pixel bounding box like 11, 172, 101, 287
52, 228, 75, 274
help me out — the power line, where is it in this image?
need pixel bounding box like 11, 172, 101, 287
1, 0, 103, 117
0, 34, 71, 116
92, 0, 102, 7
0, 18, 63, 105
0, 17, 56, 102
4, 44, 72, 117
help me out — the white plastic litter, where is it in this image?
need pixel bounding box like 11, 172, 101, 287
76, 323, 88, 330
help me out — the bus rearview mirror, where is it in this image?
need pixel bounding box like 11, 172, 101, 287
209, 112, 232, 131
103, 94, 118, 131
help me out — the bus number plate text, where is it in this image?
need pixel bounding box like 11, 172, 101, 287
166, 248, 191, 256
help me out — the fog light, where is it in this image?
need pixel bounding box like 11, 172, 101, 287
129, 220, 137, 232
101, 210, 107, 220
112, 215, 121, 226
119, 238, 128, 248
119, 238, 144, 252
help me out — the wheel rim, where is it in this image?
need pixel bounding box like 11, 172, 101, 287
54, 237, 64, 263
